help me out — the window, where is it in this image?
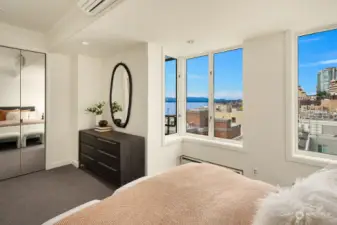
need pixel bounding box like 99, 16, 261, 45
165, 56, 177, 135
186, 55, 209, 136
213, 49, 243, 141
184, 48, 243, 143
297, 28, 337, 156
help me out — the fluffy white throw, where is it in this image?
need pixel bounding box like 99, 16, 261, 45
253, 167, 337, 225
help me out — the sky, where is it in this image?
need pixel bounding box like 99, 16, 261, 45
298, 29, 337, 95
165, 28, 337, 100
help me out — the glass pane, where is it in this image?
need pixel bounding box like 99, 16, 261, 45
298, 28, 337, 156
0, 46, 21, 180
20, 50, 45, 174
186, 55, 209, 136
213, 49, 243, 142
165, 57, 177, 135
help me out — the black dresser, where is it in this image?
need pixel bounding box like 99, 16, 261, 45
79, 129, 145, 187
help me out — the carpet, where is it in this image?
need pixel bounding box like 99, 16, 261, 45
0, 165, 115, 225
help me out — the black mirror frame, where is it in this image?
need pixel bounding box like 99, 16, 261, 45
109, 62, 133, 128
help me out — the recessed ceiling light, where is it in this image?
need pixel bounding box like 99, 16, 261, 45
82, 41, 89, 45
187, 40, 194, 44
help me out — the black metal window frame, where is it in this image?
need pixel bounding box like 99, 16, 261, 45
165, 57, 178, 135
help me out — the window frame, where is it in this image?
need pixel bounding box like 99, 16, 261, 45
164, 57, 178, 136
185, 54, 210, 138
162, 54, 183, 146
183, 46, 244, 148
286, 26, 337, 166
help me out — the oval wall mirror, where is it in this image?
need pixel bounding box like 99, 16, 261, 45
109, 62, 132, 128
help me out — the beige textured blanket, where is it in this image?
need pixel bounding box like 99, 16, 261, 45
57, 163, 275, 225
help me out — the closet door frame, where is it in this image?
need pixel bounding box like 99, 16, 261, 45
0, 44, 47, 174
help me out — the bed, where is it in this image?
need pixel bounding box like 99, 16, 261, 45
0, 106, 45, 148
42, 176, 150, 225
44, 163, 276, 225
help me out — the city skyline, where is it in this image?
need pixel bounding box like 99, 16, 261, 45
166, 28, 337, 99
299, 28, 337, 95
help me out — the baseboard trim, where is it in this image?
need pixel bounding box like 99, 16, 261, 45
71, 160, 79, 168
46, 160, 72, 170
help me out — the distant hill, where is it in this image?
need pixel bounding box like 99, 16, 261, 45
165, 97, 242, 103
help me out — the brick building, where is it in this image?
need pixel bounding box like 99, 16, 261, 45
186, 109, 241, 139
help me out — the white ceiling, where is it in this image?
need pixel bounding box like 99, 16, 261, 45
56, 28, 143, 57
1, 0, 337, 56
0, 0, 77, 32
60, 0, 337, 57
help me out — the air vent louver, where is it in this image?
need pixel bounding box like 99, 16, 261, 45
77, 0, 123, 16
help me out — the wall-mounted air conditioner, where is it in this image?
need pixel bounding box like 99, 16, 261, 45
77, 0, 124, 16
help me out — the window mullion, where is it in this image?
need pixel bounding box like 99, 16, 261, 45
208, 53, 214, 138
179, 57, 186, 135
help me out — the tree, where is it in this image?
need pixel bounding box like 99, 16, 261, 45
317, 91, 330, 99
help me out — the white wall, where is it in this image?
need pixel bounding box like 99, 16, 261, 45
47, 54, 104, 168
77, 55, 103, 130
182, 31, 320, 186
101, 43, 181, 175
147, 43, 182, 175
69, 55, 79, 167
102, 44, 149, 137
68, 55, 104, 166
46, 53, 74, 169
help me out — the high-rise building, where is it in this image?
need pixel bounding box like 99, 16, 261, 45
317, 67, 337, 93
329, 80, 337, 96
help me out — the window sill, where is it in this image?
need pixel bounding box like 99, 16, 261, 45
162, 134, 183, 146
287, 150, 337, 168
182, 135, 245, 153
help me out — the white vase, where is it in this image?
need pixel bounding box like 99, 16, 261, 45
96, 115, 102, 126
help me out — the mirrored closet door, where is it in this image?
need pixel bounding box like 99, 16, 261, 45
0, 46, 46, 180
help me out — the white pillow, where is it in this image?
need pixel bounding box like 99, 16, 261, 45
6, 111, 20, 120
28, 111, 38, 120
253, 168, 337, 225
21, 111, 30, 120
6, 111, 29, 120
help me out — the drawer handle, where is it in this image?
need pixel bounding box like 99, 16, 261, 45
83, 143, 94, 149
97, 138, 116, 145
97, 149, 117, 159
98, 162, 117, 172
82, 153, 94, 161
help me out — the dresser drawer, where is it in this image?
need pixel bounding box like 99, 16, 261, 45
80, 153, 96, 171
95, 137, 120, 158
80, 132, 98, 146
79, 129, 145, 187
80, 132, 120, 158
80, 143, 97, 159
96, 149, 120, 170
96, 161, 121, 185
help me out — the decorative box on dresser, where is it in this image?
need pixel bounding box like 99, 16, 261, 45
79, 129, 145, 187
